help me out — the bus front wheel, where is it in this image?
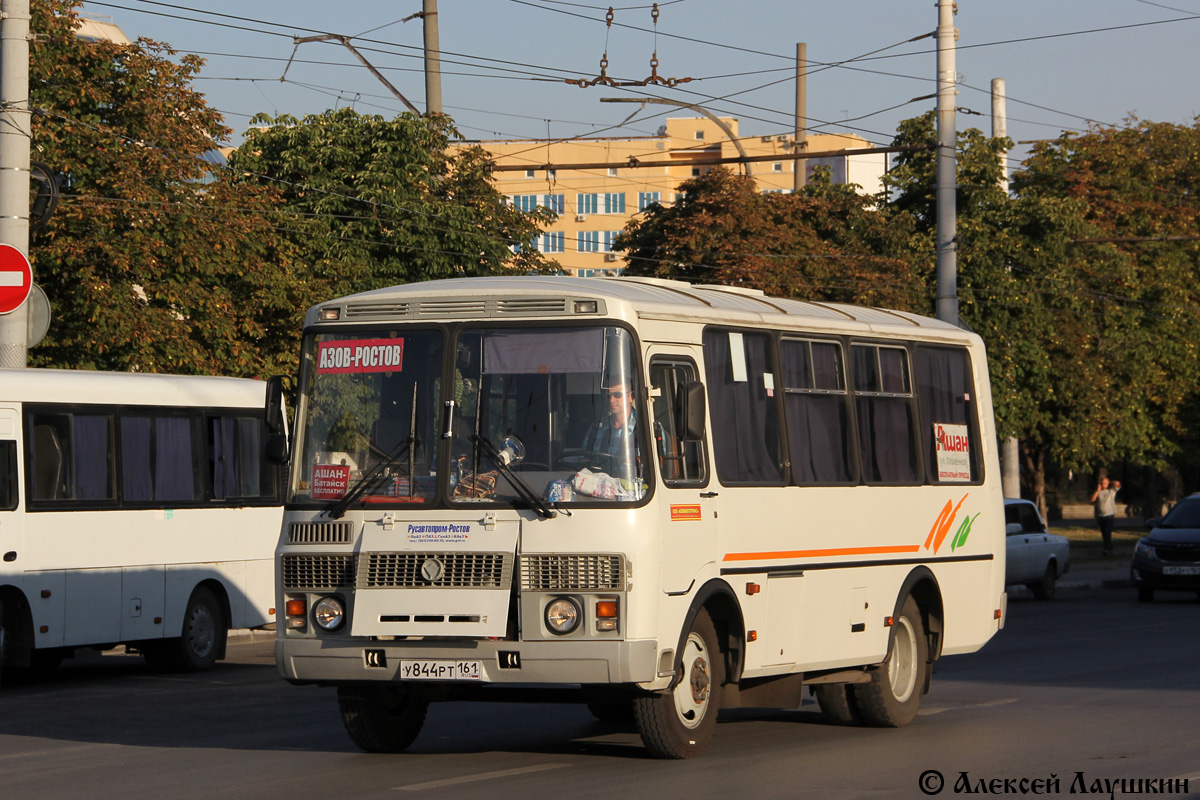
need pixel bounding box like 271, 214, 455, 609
338, 684, 429, 753
851, 596, 927, 727
634, 609, 723, 759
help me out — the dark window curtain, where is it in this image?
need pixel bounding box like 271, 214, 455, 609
121, 417, 154, 502
787, 395, 853, 483
72, 415, 112, 501
857, 397, 918, 484
211, 417, 234, 499
780, 340, 852, 484
702, 329, 783, 484
237, 418, 264, 497
0, 440, 16, 510
154, 417, 196, 503
916, 347, 977, 482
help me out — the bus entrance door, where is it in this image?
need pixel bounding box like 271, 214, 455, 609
0, 407, 23, 564
648, 352, 717, 594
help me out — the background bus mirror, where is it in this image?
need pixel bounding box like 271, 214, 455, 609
265, 376, 289, 465
679, 380, 706, 443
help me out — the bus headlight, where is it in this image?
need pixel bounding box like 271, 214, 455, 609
544, 597, 581, 635
313, 596, 346, 632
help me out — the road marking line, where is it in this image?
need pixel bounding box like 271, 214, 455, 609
919, 697, 1018, 715
396, 763, 566, 791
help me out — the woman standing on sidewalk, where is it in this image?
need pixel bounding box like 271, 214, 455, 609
1090, 476, 1121, 556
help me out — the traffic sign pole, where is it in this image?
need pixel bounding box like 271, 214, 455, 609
0, 0, 31, 368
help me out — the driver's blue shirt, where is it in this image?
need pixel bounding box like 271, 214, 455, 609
583, 407, 638, 456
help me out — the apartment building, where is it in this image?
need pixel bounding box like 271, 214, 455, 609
470, 117, 887, 275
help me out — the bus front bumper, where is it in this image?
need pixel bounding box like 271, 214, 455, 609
276, 636, 662, 687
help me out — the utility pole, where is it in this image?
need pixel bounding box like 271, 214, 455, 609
934, 0, 958, 327
993, 77, 1020, 499
0, 0, 31, 369
423, 0, 442, 115
793, 43, 807, 192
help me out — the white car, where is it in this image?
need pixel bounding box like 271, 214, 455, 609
1004, 498, 1071, 600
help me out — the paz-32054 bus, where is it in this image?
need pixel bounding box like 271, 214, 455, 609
272, 276, 1006, 758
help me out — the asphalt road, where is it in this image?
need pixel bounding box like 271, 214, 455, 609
2, 585, 1198, 800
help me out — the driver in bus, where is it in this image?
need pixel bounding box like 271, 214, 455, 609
563, 379, 641, 501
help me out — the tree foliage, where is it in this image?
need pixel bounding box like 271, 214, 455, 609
615, 167, 924, 311
29, 0, 304, 376
228, 108, 553, 300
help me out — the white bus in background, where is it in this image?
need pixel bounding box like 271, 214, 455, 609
273, 276, 1007, 759
0, 368, 285, 681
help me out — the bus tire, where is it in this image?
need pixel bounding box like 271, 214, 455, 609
154, 587, 226, 672
813, 683, 863, 726
634, 609, 723, 759
851, 596, 927, 728
338, 684, 429, 753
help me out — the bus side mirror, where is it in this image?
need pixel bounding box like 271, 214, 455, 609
678, 380, 706, 443
265, 375, 289, 465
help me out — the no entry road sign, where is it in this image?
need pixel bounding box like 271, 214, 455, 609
0, 244, 32, 315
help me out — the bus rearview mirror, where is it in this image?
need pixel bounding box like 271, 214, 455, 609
679, 380, 706, 443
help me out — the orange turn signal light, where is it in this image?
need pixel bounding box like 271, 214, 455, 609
595, 600, 618, 618
286, 598, 307, 617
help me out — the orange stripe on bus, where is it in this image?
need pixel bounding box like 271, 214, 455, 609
722, 544, 923, 562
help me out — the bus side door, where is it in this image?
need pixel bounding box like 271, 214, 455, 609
0, 406, 22, 574
648, 352, 717, 594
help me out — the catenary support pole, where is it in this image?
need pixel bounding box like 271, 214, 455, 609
0, 0, 31, 368
935, 0, 958, 327
794, 43, 807, 192
423, 0, 442, 116
993, 77, 1020, 498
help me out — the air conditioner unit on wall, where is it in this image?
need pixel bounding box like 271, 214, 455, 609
575, 214, 588, 222
604, 253, 619, 262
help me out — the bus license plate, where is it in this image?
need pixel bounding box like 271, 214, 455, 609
1163, 566, 1200, 576
399, 660, 483, 681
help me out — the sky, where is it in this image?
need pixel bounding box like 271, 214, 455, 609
75, 0, 1200, 171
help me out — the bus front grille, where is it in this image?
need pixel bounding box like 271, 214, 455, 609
287, 521, 353, 545
282, 554, 357, 589
361, 552, 512, 588
520, 554, 624, 591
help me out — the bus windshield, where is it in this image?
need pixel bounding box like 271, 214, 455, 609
291, 325, 645, 508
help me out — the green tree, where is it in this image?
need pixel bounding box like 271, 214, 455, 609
228, 108, 553, 299
615, 166, 923, 311
29, 0, 304, 376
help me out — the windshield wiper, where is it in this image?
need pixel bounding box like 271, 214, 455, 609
469, 434, 556, 520
326, 437, 413, 520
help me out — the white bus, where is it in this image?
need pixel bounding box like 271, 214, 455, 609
0, 368, 285, 681
273, 276, 1006, 758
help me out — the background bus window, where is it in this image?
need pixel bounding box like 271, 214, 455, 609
120, 416, 199, 504
28, 412, 114, 502
702, 329, 784, 485
852, 344, 920, 484
780, 338, 854, 484
210, 416, 274, 500
649, 359, 706, 486
0, 440, 16, 510
916, 346, 981, 483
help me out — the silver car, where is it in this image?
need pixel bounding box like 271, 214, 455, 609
1005, 498, 1071, 600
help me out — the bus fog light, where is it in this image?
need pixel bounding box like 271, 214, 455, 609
313, 596, 346, 631
596, 618, 618, 632
545, 597, 581, 635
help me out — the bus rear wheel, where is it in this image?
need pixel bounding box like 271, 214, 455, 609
145, 587, 226, 672
634, 609, 723, 759
338, 684, 429, 753
851, 596, 927, 727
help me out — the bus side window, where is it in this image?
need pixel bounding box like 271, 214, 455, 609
0, 440, 17, 510
210, 416, 272, 501
31, 423, 65, 501
28, 412, 114, 503
649, 359, 707, 487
